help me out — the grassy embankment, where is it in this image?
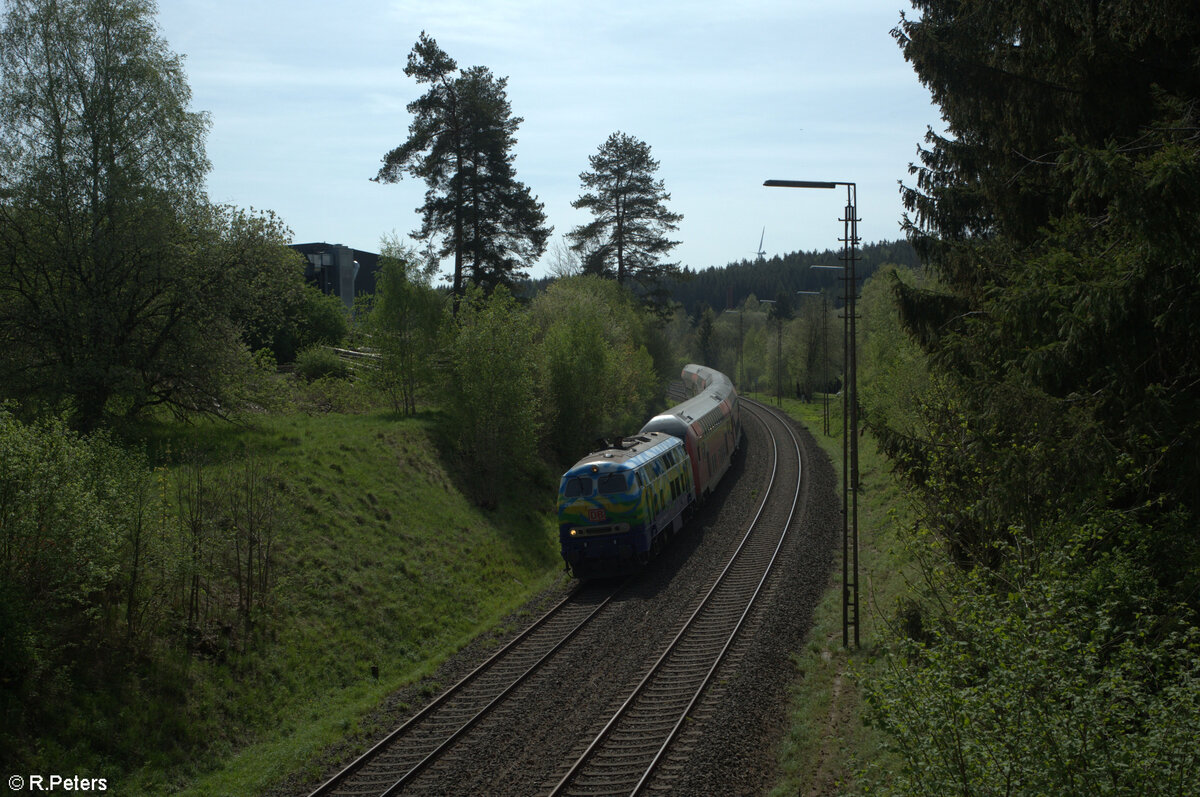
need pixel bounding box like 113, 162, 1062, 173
124, 408, 565, 796
748, 394, 912, 795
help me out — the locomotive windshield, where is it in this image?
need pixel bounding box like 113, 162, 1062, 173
598, 473, 629, 494
563, 477, 592, 498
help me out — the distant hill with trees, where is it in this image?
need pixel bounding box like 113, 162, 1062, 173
526, 239, 919, 318
666, 240, 918, 318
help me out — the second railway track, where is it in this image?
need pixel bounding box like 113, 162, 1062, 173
309, 581, 623, 796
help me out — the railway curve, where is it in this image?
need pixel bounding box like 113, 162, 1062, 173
286, 397, 840, 797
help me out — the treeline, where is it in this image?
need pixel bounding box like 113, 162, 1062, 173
666, 240, 918, 319
363, 242, 670, 506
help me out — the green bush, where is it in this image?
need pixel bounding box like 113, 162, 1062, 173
270, 286, 349, 363
444, 285, 540, 507
530, 275, 659, 462
859, 531, 1200, 796
294, 345, 350, 382
0, 409, 150, 763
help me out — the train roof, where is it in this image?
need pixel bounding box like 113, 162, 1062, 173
642, 382, 735, 437
683, 363, 729, 388
565, 432, 681, 472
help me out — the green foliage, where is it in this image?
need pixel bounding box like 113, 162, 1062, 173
858, 266, 929, 451
861, 532, 1200, 797
263, 281, 349, 365
280, 284, 350, 362
854, 3, 1200, 793
442, 285, 541, 507
0, 410, 144, 729
0, 403, 306, 774
294, 346, 351, 383
0, 0, 205, 428
0, 1, 312, 429
888, 0, 1200, 590
215, 209, 311, 360
530, 275, 659, 462
789, 299, 827, 398
366, 239, 445, 415
666, 240, 917, 319
695, 305, 717, 366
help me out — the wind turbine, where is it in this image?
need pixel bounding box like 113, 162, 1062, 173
754, 227, 766, 262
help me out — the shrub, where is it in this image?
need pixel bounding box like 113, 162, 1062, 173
294, 345, 350, 382
0, 409, 151, 759
859, 532, 1200, 796
443, 285, 540, 507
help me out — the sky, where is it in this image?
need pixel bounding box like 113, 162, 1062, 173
155, 0, 944, 280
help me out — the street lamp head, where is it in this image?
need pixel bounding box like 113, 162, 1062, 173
764, 179, 837, 189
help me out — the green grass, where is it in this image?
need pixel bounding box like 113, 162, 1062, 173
119, 409, 565, 796
745, 393, 912, 795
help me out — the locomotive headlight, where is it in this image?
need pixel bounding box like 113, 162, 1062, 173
569, 529, 578, 536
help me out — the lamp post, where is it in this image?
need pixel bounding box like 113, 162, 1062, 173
764, 179, 860, 648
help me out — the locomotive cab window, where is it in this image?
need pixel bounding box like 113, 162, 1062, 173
598, 473, 628, 494
564, 477, 592, 498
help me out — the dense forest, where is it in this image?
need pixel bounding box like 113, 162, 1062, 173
853, 1, 1200, 793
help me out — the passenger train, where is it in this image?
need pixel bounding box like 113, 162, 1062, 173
557, 364, 740, 578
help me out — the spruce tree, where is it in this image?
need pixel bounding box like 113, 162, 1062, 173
890, 0, 1200, 595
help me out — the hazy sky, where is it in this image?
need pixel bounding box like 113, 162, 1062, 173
155, 0, 943, 280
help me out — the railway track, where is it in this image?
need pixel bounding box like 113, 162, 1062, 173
307, 398, 804, 796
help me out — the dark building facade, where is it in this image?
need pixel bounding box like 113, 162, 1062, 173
290, 243, 380, 308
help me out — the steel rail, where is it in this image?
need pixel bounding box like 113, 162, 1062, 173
376, 588, 617, 795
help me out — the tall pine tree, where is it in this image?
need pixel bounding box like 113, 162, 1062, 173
375, 33, 550, 301
568, 132, 682, 315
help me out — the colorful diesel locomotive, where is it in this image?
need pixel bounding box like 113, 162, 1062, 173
557, 365, 740, 577
558, 432, 695, 577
